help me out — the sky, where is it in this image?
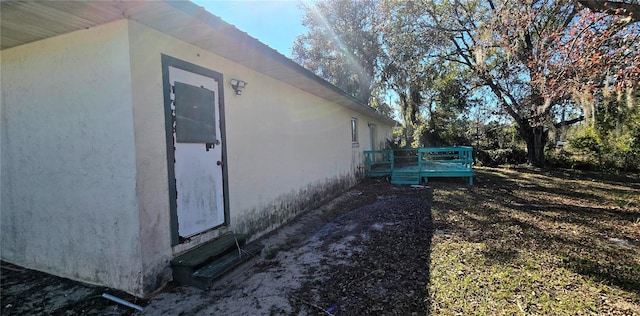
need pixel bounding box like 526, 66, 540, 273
191, 0, 308, 57
190, 0, 399, 119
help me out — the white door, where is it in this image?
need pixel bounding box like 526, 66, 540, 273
169, 66, 224, 237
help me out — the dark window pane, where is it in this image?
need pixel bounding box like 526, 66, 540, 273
174, 81, 216, 143
351, 118, 357, 143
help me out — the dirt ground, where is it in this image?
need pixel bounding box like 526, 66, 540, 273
0, 262, 144, 315
1, 178, 437, 315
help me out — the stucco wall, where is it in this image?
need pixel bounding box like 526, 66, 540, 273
127, 20, 392, 293
0, 20, 144, 294
0, 18, 393, 297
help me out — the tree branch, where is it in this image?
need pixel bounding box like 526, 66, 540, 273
577, 0, 640, 22
554, 115, 585, 128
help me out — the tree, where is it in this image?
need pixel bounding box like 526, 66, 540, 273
416, 66, 473, 147
292, 0, 382, 105
419, 0, 639, 166
567, 85, 640, 170
378, 0, 475, 146
378, 0, 430, 132
565, 0, 640, 170
292, 0, 638, 167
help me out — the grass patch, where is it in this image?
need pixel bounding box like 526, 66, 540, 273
429, 166, 640, 315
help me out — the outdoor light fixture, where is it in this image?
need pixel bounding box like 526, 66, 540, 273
230, 78, 248, 95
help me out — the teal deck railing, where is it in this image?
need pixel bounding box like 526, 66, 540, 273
363, 150, 394, 177
364, 146, 473, 186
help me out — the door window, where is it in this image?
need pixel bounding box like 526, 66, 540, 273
174, 82, 216, 143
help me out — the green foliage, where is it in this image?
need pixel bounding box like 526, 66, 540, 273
292, 0, 638, 171
482, 121, 522, 149
476, 147, 528, 167
560, 93, 640, 171
568, 126, 601, 154
388, 0, 637, 166
412, 114, 471, 148
292, 0, 382, 104
368, 87, 394, 116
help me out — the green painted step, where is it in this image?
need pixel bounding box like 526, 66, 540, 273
171, 233, 246, 267
191, 241, 264, 288
171, 233, 263, 289
391, 171, 421, 185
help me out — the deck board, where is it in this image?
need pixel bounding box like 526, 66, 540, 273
364, 147, 474, 185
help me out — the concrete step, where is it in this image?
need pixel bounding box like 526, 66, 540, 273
171, 233, 263, 289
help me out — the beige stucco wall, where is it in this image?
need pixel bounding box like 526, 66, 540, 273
0, 20, 145, 294
1, 18, 393, 296
127, 20, 392, 294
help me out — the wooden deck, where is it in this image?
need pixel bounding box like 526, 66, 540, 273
364, 147, 473, 186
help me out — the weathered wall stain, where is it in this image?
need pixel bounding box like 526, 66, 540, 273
235, 172, 360, 240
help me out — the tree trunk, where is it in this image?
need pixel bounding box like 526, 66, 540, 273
519, 124, 547, 167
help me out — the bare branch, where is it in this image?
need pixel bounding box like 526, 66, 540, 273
577, 0, 640, 22
554, 115, 585, 128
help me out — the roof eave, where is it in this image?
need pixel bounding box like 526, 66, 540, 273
0, 0, 396, 125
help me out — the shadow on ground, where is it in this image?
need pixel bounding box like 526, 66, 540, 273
1, 178, 435, 315
290, 190, 434, 314
431, 166, 640, 296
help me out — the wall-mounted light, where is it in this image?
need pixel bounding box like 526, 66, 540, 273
230, 78, 248, 95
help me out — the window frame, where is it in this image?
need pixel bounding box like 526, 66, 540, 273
351, 117, 358, 146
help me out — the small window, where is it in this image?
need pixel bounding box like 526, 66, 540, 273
351, 117, 358, 145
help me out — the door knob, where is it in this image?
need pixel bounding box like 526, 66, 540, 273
217, 160, 223, 166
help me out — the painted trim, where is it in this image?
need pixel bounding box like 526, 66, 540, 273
161, 54, 229, 246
